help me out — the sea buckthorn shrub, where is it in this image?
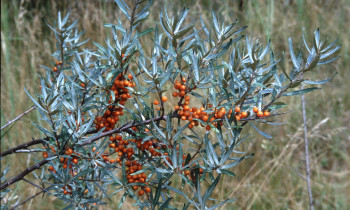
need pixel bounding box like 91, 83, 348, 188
0, 0, 341, 209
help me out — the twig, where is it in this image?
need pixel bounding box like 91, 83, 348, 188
129, 0, 138, 33
0, 159, 49, 190
1, 139, 45, 157
10, 188, 47, 210
301, 82, 314, 210
79, 115, 167, 146
1, 106, 36, 131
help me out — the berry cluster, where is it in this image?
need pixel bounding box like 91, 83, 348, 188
94, 73, 135, 132
171, 78, 271, 130
52, 60, 63, 72
99, 134, 171, 196
253, 107, 270, 118
171, 78, 248, 130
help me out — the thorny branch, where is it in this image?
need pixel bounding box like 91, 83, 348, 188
0, 159, 49, 190
1, 106, 37, 131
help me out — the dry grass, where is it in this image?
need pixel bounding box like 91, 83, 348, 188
1, 0, 349, 209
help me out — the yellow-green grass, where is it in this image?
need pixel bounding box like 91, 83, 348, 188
1, 0, 349, 209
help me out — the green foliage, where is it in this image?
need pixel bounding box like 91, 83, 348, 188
0, 0, 341, 209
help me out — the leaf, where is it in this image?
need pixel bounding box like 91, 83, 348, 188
248, 121, 272, 139
318, 56, 341, 65
174, 24, 194, 40
203, 174, 221, 206
153, 178, 162, 206
1, 121, 18, 139
118, 193, 127, 209
152, 120, 166, 140
166, 112, 172, 138
288, 37, 300, 70
220, 155, 246, 169
173, 122, 190, 141
283, 87, 319, 96
191, 53, 199, 82
159, 197, 173, 210
136, 28, 155, 39
208, 198, 236, 210
220, 169, 236, 177
114, 0, 131, 19
303, 72, 337, 85
24, 88, 47, 113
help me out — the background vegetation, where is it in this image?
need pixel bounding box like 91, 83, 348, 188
1, 0, 349, 209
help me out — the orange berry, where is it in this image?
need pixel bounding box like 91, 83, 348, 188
241, 111, 248, 118
49, 166, 54, 171
181, 116, 187, 120
174, 105, 180, 110
202, 115, 208, 122
81, 83, 85, 88
145, 187, 151, 193
84, 189, 88, 194
179, 91, 186, 97
73, 159, 78, 164
145, 128, 149, 132
199, 168, 204, 174
257, 111, 264, 117
180, 85, 186, 91
53, 67, 58, 72
263, 111, 270, 117
217, 111, 225, 118
162, 96, 167, 102
253, 107, 259, 113
172, 92, 178, 97
138, 190, 145, 196
235, 106, 240, 113
63, 190, 68, 195
128, 74, 133, 79
153, 100, 159, 105
185, 95, 190, 101
182, 77, 186, 83
235, 115, 240, 121
174, 82, 181, 89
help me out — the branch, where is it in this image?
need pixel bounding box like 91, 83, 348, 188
239, 111, 290, 122
79, 115, 168, 146
1, 106, 36, 131
0, 159, 49, 190
301, 82, 314, 210
1, 128, 97, 158
10, 188, 47, 209
1, 139, 45, 157
129, 0, 138, 33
